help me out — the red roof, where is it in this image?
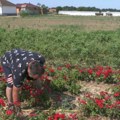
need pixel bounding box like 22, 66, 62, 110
16, 3, 38, 8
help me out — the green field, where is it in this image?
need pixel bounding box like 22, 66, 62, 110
0, 15, 120, 67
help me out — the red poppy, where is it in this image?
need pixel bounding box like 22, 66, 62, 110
14, 101, 21, 106
6, 110, 14, 115
0, 66, 3, 73
95, 98, 104, 108
96, 71, 102, 77
54, 113, 66, 119
78, 98, 87, 105
114, 92, 120, 97
87, 68, 93, 75
0, 98, 5, 107
49, 68, 55, 73
65, 64, 71, 69
57, 66, 62, 70
29, 112, 37, 117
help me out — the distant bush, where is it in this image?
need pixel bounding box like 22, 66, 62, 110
19, 10, 31, 17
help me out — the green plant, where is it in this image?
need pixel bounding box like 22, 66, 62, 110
19, 10, 30, 17
50, 79, 67, 92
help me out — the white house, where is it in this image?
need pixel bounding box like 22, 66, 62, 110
0, 0, 17, 15
58, 11, 120, 16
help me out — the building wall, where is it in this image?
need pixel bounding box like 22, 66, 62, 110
16, 8, 21, 15
59, 11, 98, 16
58, 11, 120, 16
107, 12, 120, 16
2, 6, 17, 15
0, 6, 2, 15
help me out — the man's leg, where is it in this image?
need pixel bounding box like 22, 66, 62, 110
6, 77, 13, 105
6, 86, 13, 104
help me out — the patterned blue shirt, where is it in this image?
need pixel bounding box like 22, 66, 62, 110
1, 49, 45, 87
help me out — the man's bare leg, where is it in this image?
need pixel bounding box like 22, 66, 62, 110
6, 86, 13, 104
6, 77, 13, 105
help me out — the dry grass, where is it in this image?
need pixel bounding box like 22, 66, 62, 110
0, 15, 120, 31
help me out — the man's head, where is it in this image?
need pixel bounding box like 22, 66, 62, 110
27, 60, 45, 80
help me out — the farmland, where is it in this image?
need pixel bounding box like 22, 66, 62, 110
0, 15, 120, 120
0, 15, 120, 31
1, 15, 120, 67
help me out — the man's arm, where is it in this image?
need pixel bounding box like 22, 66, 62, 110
13, 85, 21, 104
13, 85, 22, 115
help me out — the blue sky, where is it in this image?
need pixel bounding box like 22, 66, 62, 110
9, 0, 120, 9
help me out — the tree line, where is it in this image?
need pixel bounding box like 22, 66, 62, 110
56, 6, 120, 12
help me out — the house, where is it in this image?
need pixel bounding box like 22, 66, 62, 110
49, 7, 57, 14
0, 0, 17, 15
16, 3, 41, 15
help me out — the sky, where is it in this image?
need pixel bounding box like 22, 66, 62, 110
9, 0, 120, 9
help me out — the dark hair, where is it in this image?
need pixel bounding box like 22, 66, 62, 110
29, 61, 45, 77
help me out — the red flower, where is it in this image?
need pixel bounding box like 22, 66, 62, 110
54, 113, 66, 119
6, 110, 14, 116
57, 66, 62, 71
104, 96, 111, 101
69, 113, 77, 119
87, 68, 93, 75
0, 98, 5, 107
103, 69, 112, 79
14, 101, 21, 106
48, 116, 53, 120
78, 98, 87, 105
84, 93, 92, 99
65, 64, 71, 69
96, 71, 102, 77
100, 91, 111, 101
106, 104, 114, 109
40, 75, 45, 80
96, 66, 104, 71
0, 66, 3, 73
100, 91, 108, 96
43, 65, 47, 69
29, 112, 37, 117
114, 100, 120, 105
48, 113, 66, 120
35, 89, 43, 95
95, 98, 104, 108
49, 68, 55, 73
114, 92, 120, 97
63, 75, 68, 80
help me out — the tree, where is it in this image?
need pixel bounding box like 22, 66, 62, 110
37, 3, 48, 15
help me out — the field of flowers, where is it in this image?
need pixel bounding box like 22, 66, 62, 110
0, 16, 120, 119
0, 64, 120, 120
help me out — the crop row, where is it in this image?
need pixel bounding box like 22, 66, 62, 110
1, 27, 120, 67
